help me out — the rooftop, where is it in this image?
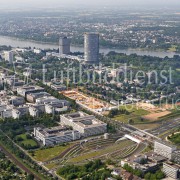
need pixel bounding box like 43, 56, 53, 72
36, 126, 76, 138
62, 111, 106, 128
155, 140, 177, 149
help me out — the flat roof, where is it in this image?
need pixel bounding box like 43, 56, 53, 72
36, 126, 77, 137
164, 162, 180, 169
155, 140, 177, 149
62, 112, 106, 128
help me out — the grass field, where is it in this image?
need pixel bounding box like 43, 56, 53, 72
16, 134, 38, 147
33, 144, 71, 162
134, 123, 160, 130
113, 105, 150, 123
67, 140, 134, 163
45, 162, 58, 169
168, 132, 180, 145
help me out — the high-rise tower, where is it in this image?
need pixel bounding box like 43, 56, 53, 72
84, 33, 99, 64
59, 37, 71, 55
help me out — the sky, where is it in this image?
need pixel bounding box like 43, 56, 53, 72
1, 0, 180, 9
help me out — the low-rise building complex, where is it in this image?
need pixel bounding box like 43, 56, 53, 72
60, 111, 107, 137
34, 126, 80, 146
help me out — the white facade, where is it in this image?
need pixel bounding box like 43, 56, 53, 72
33, 49, 42, 54
29, 105, 45, 117
45, 104, 68, 114
4, 51, 14, 63
163, 162, 180, 180
154, 141, 177, 159
34, 126, 80, 146
124, 134, 141, 144
12, 107, 29, 119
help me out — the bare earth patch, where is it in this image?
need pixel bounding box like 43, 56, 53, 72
143, 111, 171, 121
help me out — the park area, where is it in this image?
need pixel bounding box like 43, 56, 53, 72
112, 103, 179, 130
29, 135, 145, 171
15, 134, 39, 150
167, 132, 180, 146
30, 143, 72, 162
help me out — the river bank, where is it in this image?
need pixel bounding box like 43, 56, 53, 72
0, 35, 180, 58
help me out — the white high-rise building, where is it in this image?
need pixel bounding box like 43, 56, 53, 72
4, 51, 14, 63
154, 141, 177, 159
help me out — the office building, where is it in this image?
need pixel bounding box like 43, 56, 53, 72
17, 86, 45, 97
59, 37, 71, 55
60, 111, 107, 137
12, 106, 29, 119
34, 126, 80, 146
9, 96, 25, 106
163, 162, 180, 180
29, 104, 45, 117
172, 151, 180, 164
26, 92, 51, 103
51, 84, 66, 91
154, 141, 177, 159
84, 33, 99, 64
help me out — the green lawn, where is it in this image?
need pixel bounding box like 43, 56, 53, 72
45, 162, 58, 169
68, 140, 134, 163
168, 133, 180, 145
33, 144, 71, 162
16, 134, 38, 148
113, 105, 149, 124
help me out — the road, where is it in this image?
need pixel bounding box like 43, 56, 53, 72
148, 117, 180, 136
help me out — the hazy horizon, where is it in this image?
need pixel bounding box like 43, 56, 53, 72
1, 0, 180, 9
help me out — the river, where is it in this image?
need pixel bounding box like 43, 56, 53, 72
0, 35, 179, 58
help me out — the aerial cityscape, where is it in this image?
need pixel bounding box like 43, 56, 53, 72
0, 0, 179, 180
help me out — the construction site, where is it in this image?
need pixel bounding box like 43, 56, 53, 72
61, 90, 114, 113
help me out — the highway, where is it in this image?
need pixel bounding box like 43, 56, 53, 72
148, 117, 180, 136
